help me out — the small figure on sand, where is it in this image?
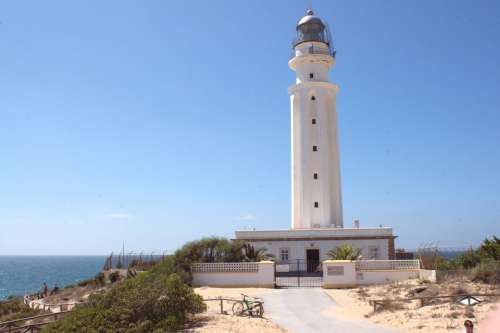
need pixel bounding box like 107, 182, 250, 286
43, 282, 48, 297
464, 320, 474, 333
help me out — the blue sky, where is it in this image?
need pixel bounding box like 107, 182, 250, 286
1, 0, 499, 255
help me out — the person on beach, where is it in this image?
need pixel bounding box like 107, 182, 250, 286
43, 282, 48, 297
50, 283, 60, 295
464, 320, 474, 333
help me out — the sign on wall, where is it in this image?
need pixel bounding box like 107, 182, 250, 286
327, 266, 344, 276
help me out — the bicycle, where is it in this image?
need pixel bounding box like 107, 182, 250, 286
232, 293, 264, 317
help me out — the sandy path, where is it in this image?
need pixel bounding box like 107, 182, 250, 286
262, 288, 399, 333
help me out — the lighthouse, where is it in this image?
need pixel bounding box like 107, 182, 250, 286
289, 9, 343, 229
235, 10, 396, 271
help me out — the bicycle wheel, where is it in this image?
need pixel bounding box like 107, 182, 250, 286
253, 302, 264, 317
232, 301, 244, 316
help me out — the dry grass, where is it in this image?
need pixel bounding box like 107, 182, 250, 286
325, 277, 500, 333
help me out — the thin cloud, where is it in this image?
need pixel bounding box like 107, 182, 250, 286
237, 214, 256, 221
103, 213, 132, 221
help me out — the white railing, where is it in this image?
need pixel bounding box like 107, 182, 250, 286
355, 260, 420, 271
191, 262, 259, 273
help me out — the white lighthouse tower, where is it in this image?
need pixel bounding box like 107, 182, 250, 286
289, 10, 343, 229
235, 10, 396, 266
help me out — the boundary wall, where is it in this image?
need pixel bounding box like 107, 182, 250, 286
323, 260, 434, 288
191, 261, 275, 288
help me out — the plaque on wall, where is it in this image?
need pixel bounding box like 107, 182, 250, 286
327, 266, 344, 276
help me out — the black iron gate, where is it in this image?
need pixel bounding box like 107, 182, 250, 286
275, 259, 323, 288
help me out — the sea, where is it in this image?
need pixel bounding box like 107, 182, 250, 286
0, 256, 106, 300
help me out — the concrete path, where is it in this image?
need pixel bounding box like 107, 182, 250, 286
261, 288, 400, 333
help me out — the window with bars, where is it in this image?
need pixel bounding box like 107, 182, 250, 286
313, 173, 318, 179
314, 202, 319, 208
279, 248, 290, 261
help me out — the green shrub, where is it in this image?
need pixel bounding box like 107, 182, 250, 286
77, 272, 106, 287
455, 248, 482, 269
150, 237, 271, 283
327, 244, 362, 260
0, 298, 43, 322
42, 273, 205, 333
477, 236, 500, 261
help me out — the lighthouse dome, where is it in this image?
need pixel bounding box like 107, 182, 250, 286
293, 9, 330, 48
297, 10, 324, 27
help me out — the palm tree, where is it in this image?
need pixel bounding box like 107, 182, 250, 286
327, 244, 362, 261
241, 243, 275, 262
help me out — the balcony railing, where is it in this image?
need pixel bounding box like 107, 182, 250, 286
290, 44, 336, 60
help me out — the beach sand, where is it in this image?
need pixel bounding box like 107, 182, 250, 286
190, 287, 287, 333
324, 279, 499, 333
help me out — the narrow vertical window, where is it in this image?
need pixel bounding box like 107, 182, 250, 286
314, 202, 319, 208
309, 73, 314, 79
312, 118, 316, 125
311, 96, 316, 101
312, 146, 318, 151
313, 173, 318, 179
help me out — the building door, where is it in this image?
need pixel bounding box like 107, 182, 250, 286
306, 249, 320, 273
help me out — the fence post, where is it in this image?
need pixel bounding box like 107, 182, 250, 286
296, 259, 300, 288
220, 299, 223, 314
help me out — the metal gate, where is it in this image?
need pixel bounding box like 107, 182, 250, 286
275, 259, 323, 288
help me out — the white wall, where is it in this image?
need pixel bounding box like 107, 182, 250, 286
250, 238, 390, 262
323, 260, 356, 288
419, 269, 437, 282
322, 260, 423, 288
191, 262, 274, 288
356, 270, 419, 284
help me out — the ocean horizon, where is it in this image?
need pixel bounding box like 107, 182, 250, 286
0, 255, 106, 300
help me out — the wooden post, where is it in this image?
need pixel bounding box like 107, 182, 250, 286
220, 299, 223, 314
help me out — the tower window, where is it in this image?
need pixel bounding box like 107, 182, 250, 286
314, 202, 319, 208
312, 118, 316, 124
309, 73, 314, 79
311, 96, 316, 101
313, 173, 318, 179
312, 146, 317, 151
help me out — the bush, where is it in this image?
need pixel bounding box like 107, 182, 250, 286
477, 236, 500, 261
150, 237, 272, 283
42, 273, 205, 333
0, 298, 43, 322
471, 260, 500, 284
77, 272, 106, 287
455, 248, 482, 269
109, 271, 121, 284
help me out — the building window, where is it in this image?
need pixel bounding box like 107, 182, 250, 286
314, 202, 319, 208
279, 248, 289, 261
368, 246, 379, 259
313, 173, 318, 179
311, 96, 316, 101
309, 73, 314, 79
312, 118, 316, 124
313, 146, 317, 151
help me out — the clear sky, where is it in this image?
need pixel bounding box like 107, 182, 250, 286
1, 0, 499, 255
